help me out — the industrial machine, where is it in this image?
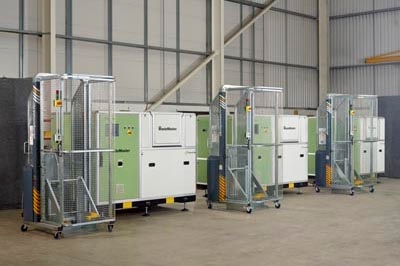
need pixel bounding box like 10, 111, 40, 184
315, 94, 380, 195
21, 74, 116, 238
207, 85, 283, 213
107, 112, 197, 214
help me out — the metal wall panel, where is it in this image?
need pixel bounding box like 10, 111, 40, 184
330, 15, 374, 67
0, 33, 19, 77
242, 6, 254, 59
264, 11, 286, 63
375, 65, 400, 96
56, 39, 65, 74
287, 67, 318, 108
224, 1, 241, 57
180, 0, 206, 51
72, 0, 107, 40
224, 58, 241, 85
180, 54, 207, 104
148, 50, 177, 103
287, 14, 317, 66
255, 63, 264, 86
113, 46, 144, 102
242, 61, 253, 85
330, 0, 373, 16
254, 18, 264, 60
56, 0, 65, 34
23, 35, 41, 77
374, 10, 400, 56
375, 0, 400, 9
330, 67, 375, 95
72, 41, 107, 75
287, 0, 317, 17
113, 0, 144, 44
264, 64, 286, 88
0, 0, 19, 29
24, 0, 41, 31
148, 0, 176, 48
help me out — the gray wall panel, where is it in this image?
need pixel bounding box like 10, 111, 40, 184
287, 67, 318, 108
330, 0, 373, 16
330, 67, 374, 95
113, 46, 144, 102
330, 16, 374, 67
113, 0, 144, 44
287, 15, 317, 66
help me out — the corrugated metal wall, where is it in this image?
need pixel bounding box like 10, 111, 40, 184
0, 0, 319, 109
330, 0, 400, 96
224, 0, 318, 109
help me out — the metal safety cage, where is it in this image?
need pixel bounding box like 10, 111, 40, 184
315, 94, 377, 195
22, 73, 116, 237
207, 85, 283, 213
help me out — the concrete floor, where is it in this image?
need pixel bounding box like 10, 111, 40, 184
0, 178, 399, 266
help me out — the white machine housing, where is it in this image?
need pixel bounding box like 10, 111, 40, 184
140, 112, 196, 199
279, 115, 308, 184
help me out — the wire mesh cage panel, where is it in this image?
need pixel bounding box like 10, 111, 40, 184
208, 85, 283, 212
25, 74, 115, 235
316, 94, 378, 194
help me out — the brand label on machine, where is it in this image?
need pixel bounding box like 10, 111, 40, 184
283, 126, 296, 130
158, 126, 177, 131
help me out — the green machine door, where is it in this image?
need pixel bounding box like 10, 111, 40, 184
197, 115, 233, 185
98, 113, 139, 202
308, 117, 316, 176
253, 116, 274, 186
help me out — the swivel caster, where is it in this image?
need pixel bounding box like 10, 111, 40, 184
315, 186, 320, 193
369, 186, 374, 193
274, 202, 281, 209
246, 206, 252, 214
107, 224, 114, 232
54, 231, 62, 240
20, 224, 28, 232
349, 188, 354, 196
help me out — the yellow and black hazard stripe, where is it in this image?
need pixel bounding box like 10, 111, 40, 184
325, 164, 332, 188
32, 187, 40, 216
218, 175, 226, 202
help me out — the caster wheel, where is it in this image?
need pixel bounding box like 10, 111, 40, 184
274, 202, 281, 209
369, 186, 374, 193
349, 189, 354, 196
315, 186, 320, 193
54, 232, 61, 239
107, 224, 114, 232
20, 224, 28, 232
246, 206, 252, 214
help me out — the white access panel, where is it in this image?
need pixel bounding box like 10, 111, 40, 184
378, 117, 385, 141
359, 142, 372, 175
376, 141, 385, 173
282, 144, 308, 184
140, 113, 152, 148
184, 114, 196, 147
299, 116, 308, 143
280, 116, 300, 143
152, 113, 183, 146
140, 148, 196, 199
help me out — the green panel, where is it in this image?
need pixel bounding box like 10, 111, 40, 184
197, 116, 209, 184
308, 117, 316, 175
253, 116, 274, 186
196, 115, 233, 184
99, 113, 139, 202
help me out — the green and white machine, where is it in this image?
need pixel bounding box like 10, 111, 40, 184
98, 112, 197, 212
252, 115, 308, 189
315, 94, 382, 195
